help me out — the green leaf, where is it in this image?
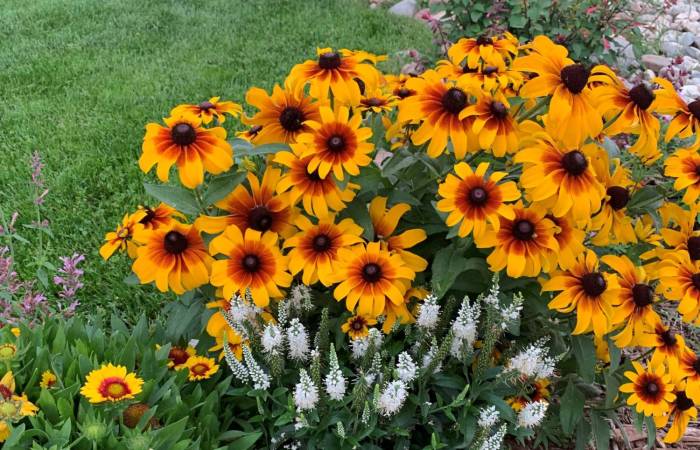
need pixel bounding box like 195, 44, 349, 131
225, 431, 262, 450
202, 172, 246, 206
144, 183, 199, 215
431, 244, 468, 298
234, 142, 289, 158
571, 334, 596, 383
560, 381, 585, 435
575, 419, 592, 450
339, 200, 374, 241
509, 14, 527, 28
591, 411, 611, 450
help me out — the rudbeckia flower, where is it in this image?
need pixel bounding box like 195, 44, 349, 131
648, 323, 686, 370
542, 250, 620, 337
437, 162, 520, 242
659, 254, 700, 324
382, 285, 426, 333
515, 121, 605, 223
601, 255, 661, 348
590, 66, 661, 163
206, 309, 247, 361
132, 203, 183, 232
284, 215, 363, 286
292, 106, 374, 180
436, 55, 523, 93
131, 221, 212, 295
397, 70, 479, 159
274, 147, 359, 218
679, 348, 700, 403
99, 212, 144, 260
655, 77, 700, 150
341, 314, 377, 340
185, 356, 219, 381
460, 94, 519, 156
171, 96, 242, 124
243, 82, 323, 145
333, 242, 415, 317
590, 150, 637, 246
665, 148, 700, 205
236, 125, 263, 143
385, 74, 417, 99
476, 201, 558, 278
369, 196, 428, 272
620, 361, 675, 417
448, 33, 518, 70
140, 112, 233, 189
209, 226, 292, 307
80, 364, 144, 404
655, 381, 697, 443
358, 87, 398, 114
513, 35, 602, 147
287, 47, 380, 105
544, 214, 585, 271
507, 379, 550, 412
195, 168, 296, 238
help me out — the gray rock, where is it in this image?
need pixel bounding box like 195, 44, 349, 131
662, 41, 685, 57
670, 4, 689, 16
661, 30, 680, 43
641, 54, 672, 71
680, 84, 700, 101
687, 46, 700, 61
680, 31, 696, 47
388, 0, 417, 17
677, 10, 700, 22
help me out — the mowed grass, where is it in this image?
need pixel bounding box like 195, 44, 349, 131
0, 0, 432, 320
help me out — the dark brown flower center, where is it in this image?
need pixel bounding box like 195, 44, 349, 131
632, 283, 654, 307
327, 135, 346, 153
677, 391, 695, 411
490, 101, 508, 119
513, 220, 535, 241
693, 357, 700, 374
560, 64, 590, 94
561, 150, 588, 176
692, 273, 700, 290
312, 234, 332, 252
242, 254, 260, 272
644, 381, 659, 396
689, 100, 700, 120
628, 84, 654, 110
661, 330, 677, 347
198, 101, 215, 110
248, 206, 273, 232
688, 236, 700, 261
306, 169, 323, 182
354, 77, 366, 95
171, 123, 197, 146
462, 64, 478, 74
482, 65, 498, 75
395, 87, 413, 98
469, 187, 489, 205
163, 231, 188, 254
476, 35, 493, 46
249, 125, 263, 136
351, 317, 366, 331
279, 107, 305, 132
442, 87, 468, 115
606, 186, 630, 210
363, 97, 385, 107
168, 347, 190, 365
123, 403, 150, 429
0, 385, 11, 400
581, 272, 607, 297
139, 207, 157, 224
362, 263, 382, 283
318, 51, 342, 70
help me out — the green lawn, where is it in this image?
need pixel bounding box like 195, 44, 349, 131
0, 0, 432, 320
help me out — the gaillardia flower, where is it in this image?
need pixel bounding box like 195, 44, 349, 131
274, 146, 359, 218
369, 196, 428, 272
437, 162, 520, 243
292, 106, 374, 181
601, 255, 661, 347
244, 82, 323, 144
185, 356, 219, 381
341, 315, 377, 340
515, 121, 605, 223
209, 226, 292, 307
131, 222, 212, 295
620, 361, 675, 417
140, 112, 233, 189
40, 371, 57, 389
80, 364, 144, 404
397, 70, 479, 159
171, 96, 242, 124
161, 345, 196, 370
543, 250, 620, 337
284, 215, 364, 286
195, 168, 296, 238
287, 47, 380, 105
476, 201, 558, 278
333, 242, 415, 317
513, 35, 602, 147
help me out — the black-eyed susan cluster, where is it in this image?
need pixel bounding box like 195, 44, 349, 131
100, 33, 700, 443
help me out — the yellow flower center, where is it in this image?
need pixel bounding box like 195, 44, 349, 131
191, 363, 209, 376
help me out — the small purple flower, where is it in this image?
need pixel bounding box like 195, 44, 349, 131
53, 253, 85, 302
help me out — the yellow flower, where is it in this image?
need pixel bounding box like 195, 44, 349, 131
9, 329, 19, 338
40, 371, 57, 389
185, 356, 219, 381
99, 212, 144, 261
620, 361, 675, 417
665, 148, 700, 206
80, 364, 144, 404
0, 421, 9, 443
157, 345, 196, 370
341, 315, 377, 340
171, 96, 242, 124
447, 33, 518, 70
0, 344, 17, 362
